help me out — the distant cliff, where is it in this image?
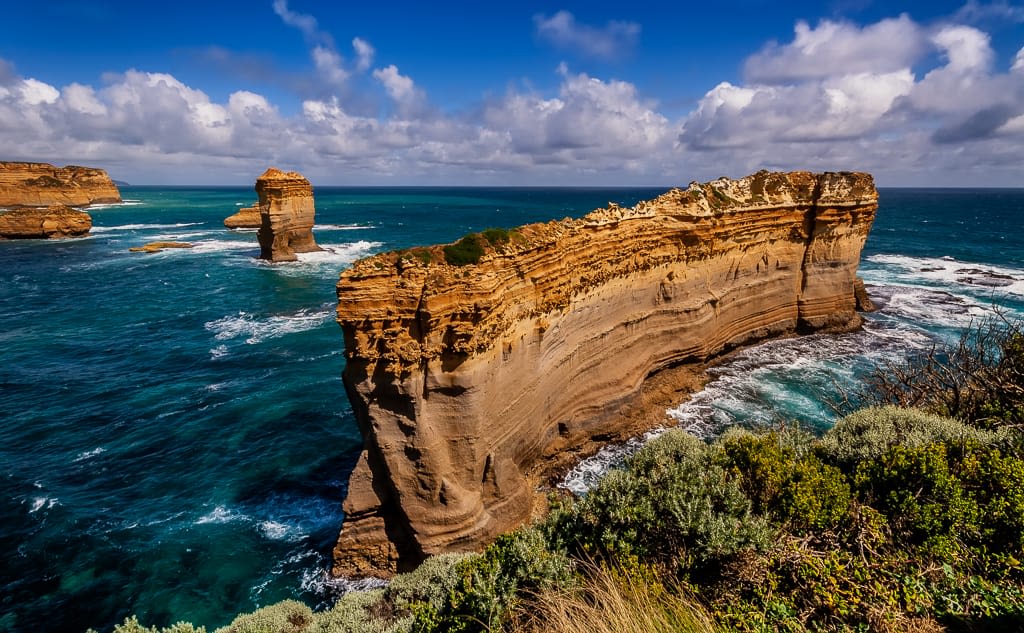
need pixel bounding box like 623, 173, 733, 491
0, 161, 121, 208
333, 170, 878, 576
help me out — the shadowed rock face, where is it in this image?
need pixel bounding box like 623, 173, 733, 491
0, 204, 92, 238
0, 161, 121, 208
333, 170, 878, 577
255, 168, 321, 261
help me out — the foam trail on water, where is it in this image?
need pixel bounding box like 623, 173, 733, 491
205, 307, 333, 345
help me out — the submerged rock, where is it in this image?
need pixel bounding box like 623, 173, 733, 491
332, 170, 879, 576
0, 204, 92, 239
129, 241, 194, 253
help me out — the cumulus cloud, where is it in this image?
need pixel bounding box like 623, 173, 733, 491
680, 13, 1024, 185
744, 15, 926, 84
534, 10, 641, 60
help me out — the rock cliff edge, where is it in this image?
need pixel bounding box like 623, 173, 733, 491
333, 170, 878, 576
0, 161, 121, 208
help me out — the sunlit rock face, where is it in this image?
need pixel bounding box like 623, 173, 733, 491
255, 168, 321, 262
0, 204, 92, 238
0, 161, 121, 208
332, 170, 878, 577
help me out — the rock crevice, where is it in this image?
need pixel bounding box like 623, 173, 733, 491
333, 170, 878, 576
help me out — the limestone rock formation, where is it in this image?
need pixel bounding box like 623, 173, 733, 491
0, 161, 121, 208
333, 170, 878, 576
129, 241, 194, 253
0, 204, 92, 238
255, 168, 321, 261
224, 203, 261, 229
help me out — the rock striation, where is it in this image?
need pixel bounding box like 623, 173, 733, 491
333, 170, 878, 576
0, 204, 92, 239
0, 161, 121, 208
224, 203, 261, 229
255, 168, 321, 261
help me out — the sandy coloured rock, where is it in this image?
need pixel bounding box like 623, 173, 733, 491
224, 203, 261, 229
255, 168, 321, 261
0, 204, 92, 239
0, 161, 121, 208
128, 241, 194, 253
333, 170, 878, 576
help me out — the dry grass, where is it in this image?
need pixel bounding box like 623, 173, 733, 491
508, 566, 718, 633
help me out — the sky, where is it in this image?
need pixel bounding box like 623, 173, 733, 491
1, 0, 1023, 186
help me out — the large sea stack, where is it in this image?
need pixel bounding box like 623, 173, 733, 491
333, 170, 878, 576
255, 168, 321, 262
0, 161, 121, 208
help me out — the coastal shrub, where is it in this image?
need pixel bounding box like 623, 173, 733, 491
416, 527, 575, 632
819, 405, 1008, 469
854, 441, 1024, 565
314, 589, 393, 633
95, 617, 206, 633
720, 431, 850, 533
549, 430, 771, 572
215, 599, 313, 633
442, 234, 485, 266
480, 227, 510, 246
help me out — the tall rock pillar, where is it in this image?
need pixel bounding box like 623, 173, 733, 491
255, 168, 321, 262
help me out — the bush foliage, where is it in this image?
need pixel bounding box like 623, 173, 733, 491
103, 317, 1024, 633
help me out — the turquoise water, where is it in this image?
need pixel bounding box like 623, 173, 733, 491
2, 187, 1023, 632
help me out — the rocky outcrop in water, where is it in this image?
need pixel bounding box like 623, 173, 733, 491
0, 161, 121, 208
255, 168, 321, 262
224, 203, 261, 229
332, 170, 878, 576
129, 241, 194, 253
0, 204, 92, 239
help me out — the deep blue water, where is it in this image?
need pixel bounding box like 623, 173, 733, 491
2, 186, 1022, 632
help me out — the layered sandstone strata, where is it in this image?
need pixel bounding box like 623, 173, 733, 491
334, 170, 878, 576
0, 204, 92, 238
255, 168, 321, 261
224, 203, 261, 229
0, 161, 121, 208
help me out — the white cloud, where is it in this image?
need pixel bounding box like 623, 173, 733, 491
744, 15, 925, 84
353, 37, 375, 72
373, 65, 416, 103
1014, 47, 1024, 71
312, 45, 349, 87
272, 0, 325, 44
534, 10, 640, 60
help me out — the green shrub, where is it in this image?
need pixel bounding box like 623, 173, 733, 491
720, 431, 850, 533
215, 599, 313, 633
854, 440, 1024, 567
417, 527, 575, 632
442, 235, 484, 266
820, 406, 1006, 468
480, 228, 510, 246
550, 430, 771, 571
95, 617, 206, 633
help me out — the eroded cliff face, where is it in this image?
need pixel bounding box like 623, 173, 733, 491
333, 170, 878, 576
255, 168, 321, 261
0, 161, 121, 208
0, 204, 92, 239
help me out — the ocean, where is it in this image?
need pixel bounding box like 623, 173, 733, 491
2, 186, 1022, 632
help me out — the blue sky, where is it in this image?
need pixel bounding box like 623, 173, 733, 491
1, 1, 1022, 185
